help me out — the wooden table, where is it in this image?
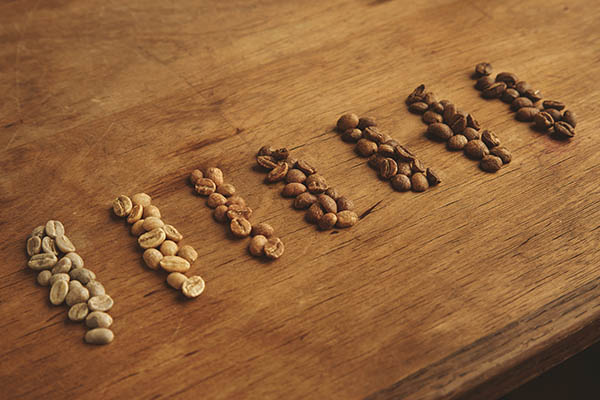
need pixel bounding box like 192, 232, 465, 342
1, 1, 599, 399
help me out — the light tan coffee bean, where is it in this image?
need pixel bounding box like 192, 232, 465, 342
167, 272, 188, 290
52, 257, 73, 274
207, 193, 228, 208
65, 252, 84, 269
189, 169, 204, 185
86, 280, 106, 297
143, 216, 164, 231
45, 220, 65, 238
127, 204, 144, 224
66, 280, 90, 306
143, 204, 161, 218
160, 240, 179, 256
131, 219, 146, 236
226, 196, 246, 207
177, 245, 198, 264
213, 205, 229, 223
318, 213, 338, 230
143, 248, 163, 270
325, 187, 342, 201
42, 236, 58, 256
70, 268, 96, 285
216, 183, 236, 197
88, 295, 114, 312
113, 195, 133, 217
131, 192, 152, 207
306, 203, 324, 224
37, 270, 52, 286
264, 237, 284, 259
138, 228, 166, 249
163, 224, 183, 242
86, 311, 113, 328
26, 236, 42, 257
160, 256, 191, 273
251, 222, 274, 238
230, 218, 252, 238
49, 273, 70, 286
68, 303, 89, 322
336, 211, 358, 228
28, 253, 58, 270
49, 280, 69, 305
282, 182, 307, 198
317, 194, 337, 214
248, 235, 268, 257
182, 276, 205, 298
31, 225, 45, 238
226, 204, 253, 220
85, 328, 114, 345
205, 167, 224, 186
55, 234, 76, 253
195, 178, 217, 196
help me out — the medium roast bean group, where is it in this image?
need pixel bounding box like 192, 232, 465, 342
473, 62, 576, 140
27, 221, 115, 345
406, 84, 512, 173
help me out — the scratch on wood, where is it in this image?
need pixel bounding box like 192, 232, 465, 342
359, 200, 383, 220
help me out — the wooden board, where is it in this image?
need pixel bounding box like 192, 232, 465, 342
1, 0, 599, 399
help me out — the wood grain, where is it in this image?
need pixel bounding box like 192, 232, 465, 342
1, 0, 599, 399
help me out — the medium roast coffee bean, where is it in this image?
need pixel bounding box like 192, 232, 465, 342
466, 114, 480, 130
393, 144, 416, 162
411, 173, 429, 192
463, 127, 481, 141
524, 88, 543, 102
325, 188, 342, 201
511, 97, 534, 111
364, 126, 386, 144
429, 101, 444, 114
318, 213, 337, 230
464, 140, 490, 160
474, 62, 493, 77
475, 76, 495, 90
317, 194, 337, 214
226, 204, 253, 220
271, 148, 289, 161
447, 135, 468, 150
296, 160, 317, 175
342, 128, 363, 142
482, 82, 507, 99
337, 113, 359, 131
542, 100, 565, 110
515, 81, 531, 95
426, 168, 442, 186
443, 103, 457, 123
286, 169, 307, 183
282, 182, 307, 197
356, 139, 378, 157
189, 169, 204, 185
305, 203, 324, 224
305, 174, 328, 194
216, 183, 236, 197
408, 102, 429, 114
406, 84, 426, 105
562, 110, 577, 127
213, 205, 229, 223
423, 111, 443, 124
481, 130, 501, 148
489, 146, 512, 164
427, 123, 453, 141
294, 192, 317, 209
256, 155, 278, 169
205, 167, 224, 186
449, 114, 467, 134
480, 155, 503, 172
207, 193, 228, 208
391, 174, 411, 191
336, 197, 354, 211
502, 88, 520, 104
516, 107, 539, 122
553, 121, 575, 139
397, 162, 412, 176
357, 116, 377, 130
534, 112, 554, 130
377, 143, 395, 158
495, 72, 518, 87
378, 158, 398, 179
544, 108, 562, 123
411, 159, 426, 174
266, 162, 289, 182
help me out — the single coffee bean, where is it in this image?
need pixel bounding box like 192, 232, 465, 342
464, 140, 490, 160
131, 220, 145, 236
406, 84, 426, 105
55, 234, 76, 253
49, 280, 69, 305
378, 143, 395, 158
68, 303, 89, 322
423, 110, 443, 124
336, 196, 354, 211
514, 81, 531, 95
466, 114, 481, 131
511, 97, 534, 111
391, 174, 411, 191
65, 252, 84, 269
553, 121, 575, 139
408, 102, 429, 114
368, 154, 383, 169
482, 82, 507, 99
28, 253, 58, 270
543, 100, 565, 111
182, 276, 206, 298
516, 107, 539, 122
534, 112, 554, 130
213, 205, 229, 223
37, 270, 52, 286
447, 134, 468, 150
189, 169, 204, 185
357, 116, 377, 130
216, 183, 236, 197
463, 127, 481, 141
397, 162, 412, 176
230, 218, 252, 238
226, 204, 253, 220
489, 146, 512, 164
317, 194, 338, 214
294, 192, 317, 209
442, 103, 457, 123
266, 162, 289, 183
49, 273, 70, 286
257, 145, 274, 156
31, 225, 45, 238
143, 204, 161, 218
271, 148, 289, 161
393, 144, 417, 162
427, 123, 453, 141
45, 220, 65, 239
88, 294, 114, 312
378, 158, 398, 179
474, 62, 493, 77
305, 203, 324, 224
318, 213, 337, 230
86, 280, 106, 297
248, 235, 268, 257
163, 224, 183, 242
127, 204, 143, 224
411, 173, 429, 192
429, 101, 444, 114
131, 192, 152, 207
42, 236, 58, 255
426, 168, 442, 186
411, 159, 426, 174
481, 130, 501, 148
282, 182, 307, 197
69, 268, 96, 285
363, 126, 386, 144
207, 193, 228, 208
480, 155, 503, 172
251, 222, 275, 238
286, 169, 307, 183
143, 216, 164, 231
337, 113, 359, 131
85, 328, 114, 345
325, 187, 341, 201
544, 108, 562, 123
562, 110, 576, 127
160, 240, 179, 256
194, 178, 217, 196
296, 159, 317, 175
66, 280, 90, 306
356, 139, 378, 157
449, 113, 467, 134
342, 128, 363, 142
112, 195, 133, 217
524, 88, 543, 102
256, 155, 278, 169
205, 167, 224, 186
305, 174, 328, 194
502, 88, 520, 104
143, 248, 163, 270
27, 236, 42, 257
177, 245, 198, 264
167, 272, 188, 290
226, 196, 246, 207
495, 72, 518, 87
475, 76, 495, 90
336, 210, 358, 228
86, 312, 113, 329
138, 228, 167, 249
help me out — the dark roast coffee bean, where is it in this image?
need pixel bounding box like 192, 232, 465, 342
515, 107, 539, 122
443, 103, 457, 123
480, 155, 503, 172
553, 121, 575, 139
463, 140, 490, 160
466, 114, 481, 130
562, 110, 577, 127
427, 123, 453, 141
363, 126, 386, 144
475, 76, 495, 90
511, 97, 534, 111
542, 100, 565, 111
502, 88, 520, 104
495, 72, 518, 87
378, 158, 398, 180
429, 101, 444, 114
533, 112, 554, 130
406, 84, 426, 105
489, 146, 512, 164
514, 81, 531, 95
482, 82, 507, 99
463, 127, 480, 141
378, 143, 395, 158
393, 144, 416, 162
447, 134, 468, 150
423, 92, 437, 105
481, 130, 501, 148
543, 108, 562, 123
524, 88, 543, 102
423, 111, 443, 124
449, 113, 467, 134
426, 168, 441, 186
408, 102, 429, 114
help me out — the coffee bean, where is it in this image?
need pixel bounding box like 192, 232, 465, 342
86, 280, 106, 297
511, 97, 534, 111
143, 248, 163, 270
378, 158, 398, 179
422, 92, 437, 105
305, 203, 324, 224
68, 303, 89, 322
553, 121, 575, 139
336, 196, 354, 211
42, 236, 58, 255
317, 194, 338, 214
230, 218, 252, 238
482, 82, 507, 99
463, 127, 481, 141
378, 143, 395, 158
213, 205, 229, 223
342, 128, 363, 142
27, 236, 42, 257
182, 276, 206, 298
337, 113, 359, 131
363, 126, 386, 144
464, 140, 490, 160
429, 101, 444, 114
534, 112, 554, 130
86, 311, 113, 329
305, 174, 328, 194
449, 113, 467, 134
475, 76, 495, 90
411, 159, 426, 174
411, 173, 429, 192
189, 169, 204, 186
251, 222, 275, 238
474, 62, 493, 77
226, 196, 246, 207
406, 84, 426, 105
37, 270, 52, 286
357, 116, 377, 130
393, 144, 417, 162
49, 280, 69, 305
127, 204, 143, 224
368, 154, 383, 169
544, 108, 562, 123
318, 213, 337, 230
447, 134, 468, 150
282, 182, 307, 197
427, 123, 453, 141
45, 220, 65, 239
286, 169, 307, 184
466, 114, 481, 130
66, 280, 90, 306
248, 235, 268, 257
489, 146, 512, 164
130, 192, 151, 207
294, 192, 317, 209
143, 205, 161, 218
258, 145, 274, 157
49, 273, 70, 286
131, 220, 145, 236
55, 234, 76, 253
65, 252, 84, 269
443, 103, 457, 123
502, 88, 520, 104
271, 148, 289, 161
167, 272, 188, 290
266, 162, 289, 183
216, 183, 236, 197
256, 155, 278, 169
177, 245, 198, 264
143, 216, 164, 231
296, 159, 317, 175
562, 110, 576, 127
481, 130, 501, 148
543, 100, 565, 111
391, 174, 411, 191
496, 72, 518, 87
205, 167, 224, 186
515, 81, 531, 95
138, 228, 166, 249
194, 178, 216, 196
336, 211, 358, 228
31, 225, 45, 238
480, 155, 503, 172
28, 253, 58, 270
112, 195, 133, 217
69, 268, 96, 285
426, 168, 442, 186
207, 193, 228, 208
423, 111, 443, 124
516, 107, 539, 122
162, 225, 183, 242
85, 328, 114, 345
285, 157, 298, 169
356, 139, 378, 157
324, 187, 341, 201
524, 88, 543, 102
226, 204, 253, 220
160, 240, 179, 256
409, 102, 429, 114
397, 162, 412, 176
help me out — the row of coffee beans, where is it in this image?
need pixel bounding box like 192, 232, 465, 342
256, 146, 359, 230
406, 84, 512, 173
473, 62, 577, 140
26, 221, 114, 345
336, 114, 441, 192
190, 167, 285, 259
112, 193, 205, 298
